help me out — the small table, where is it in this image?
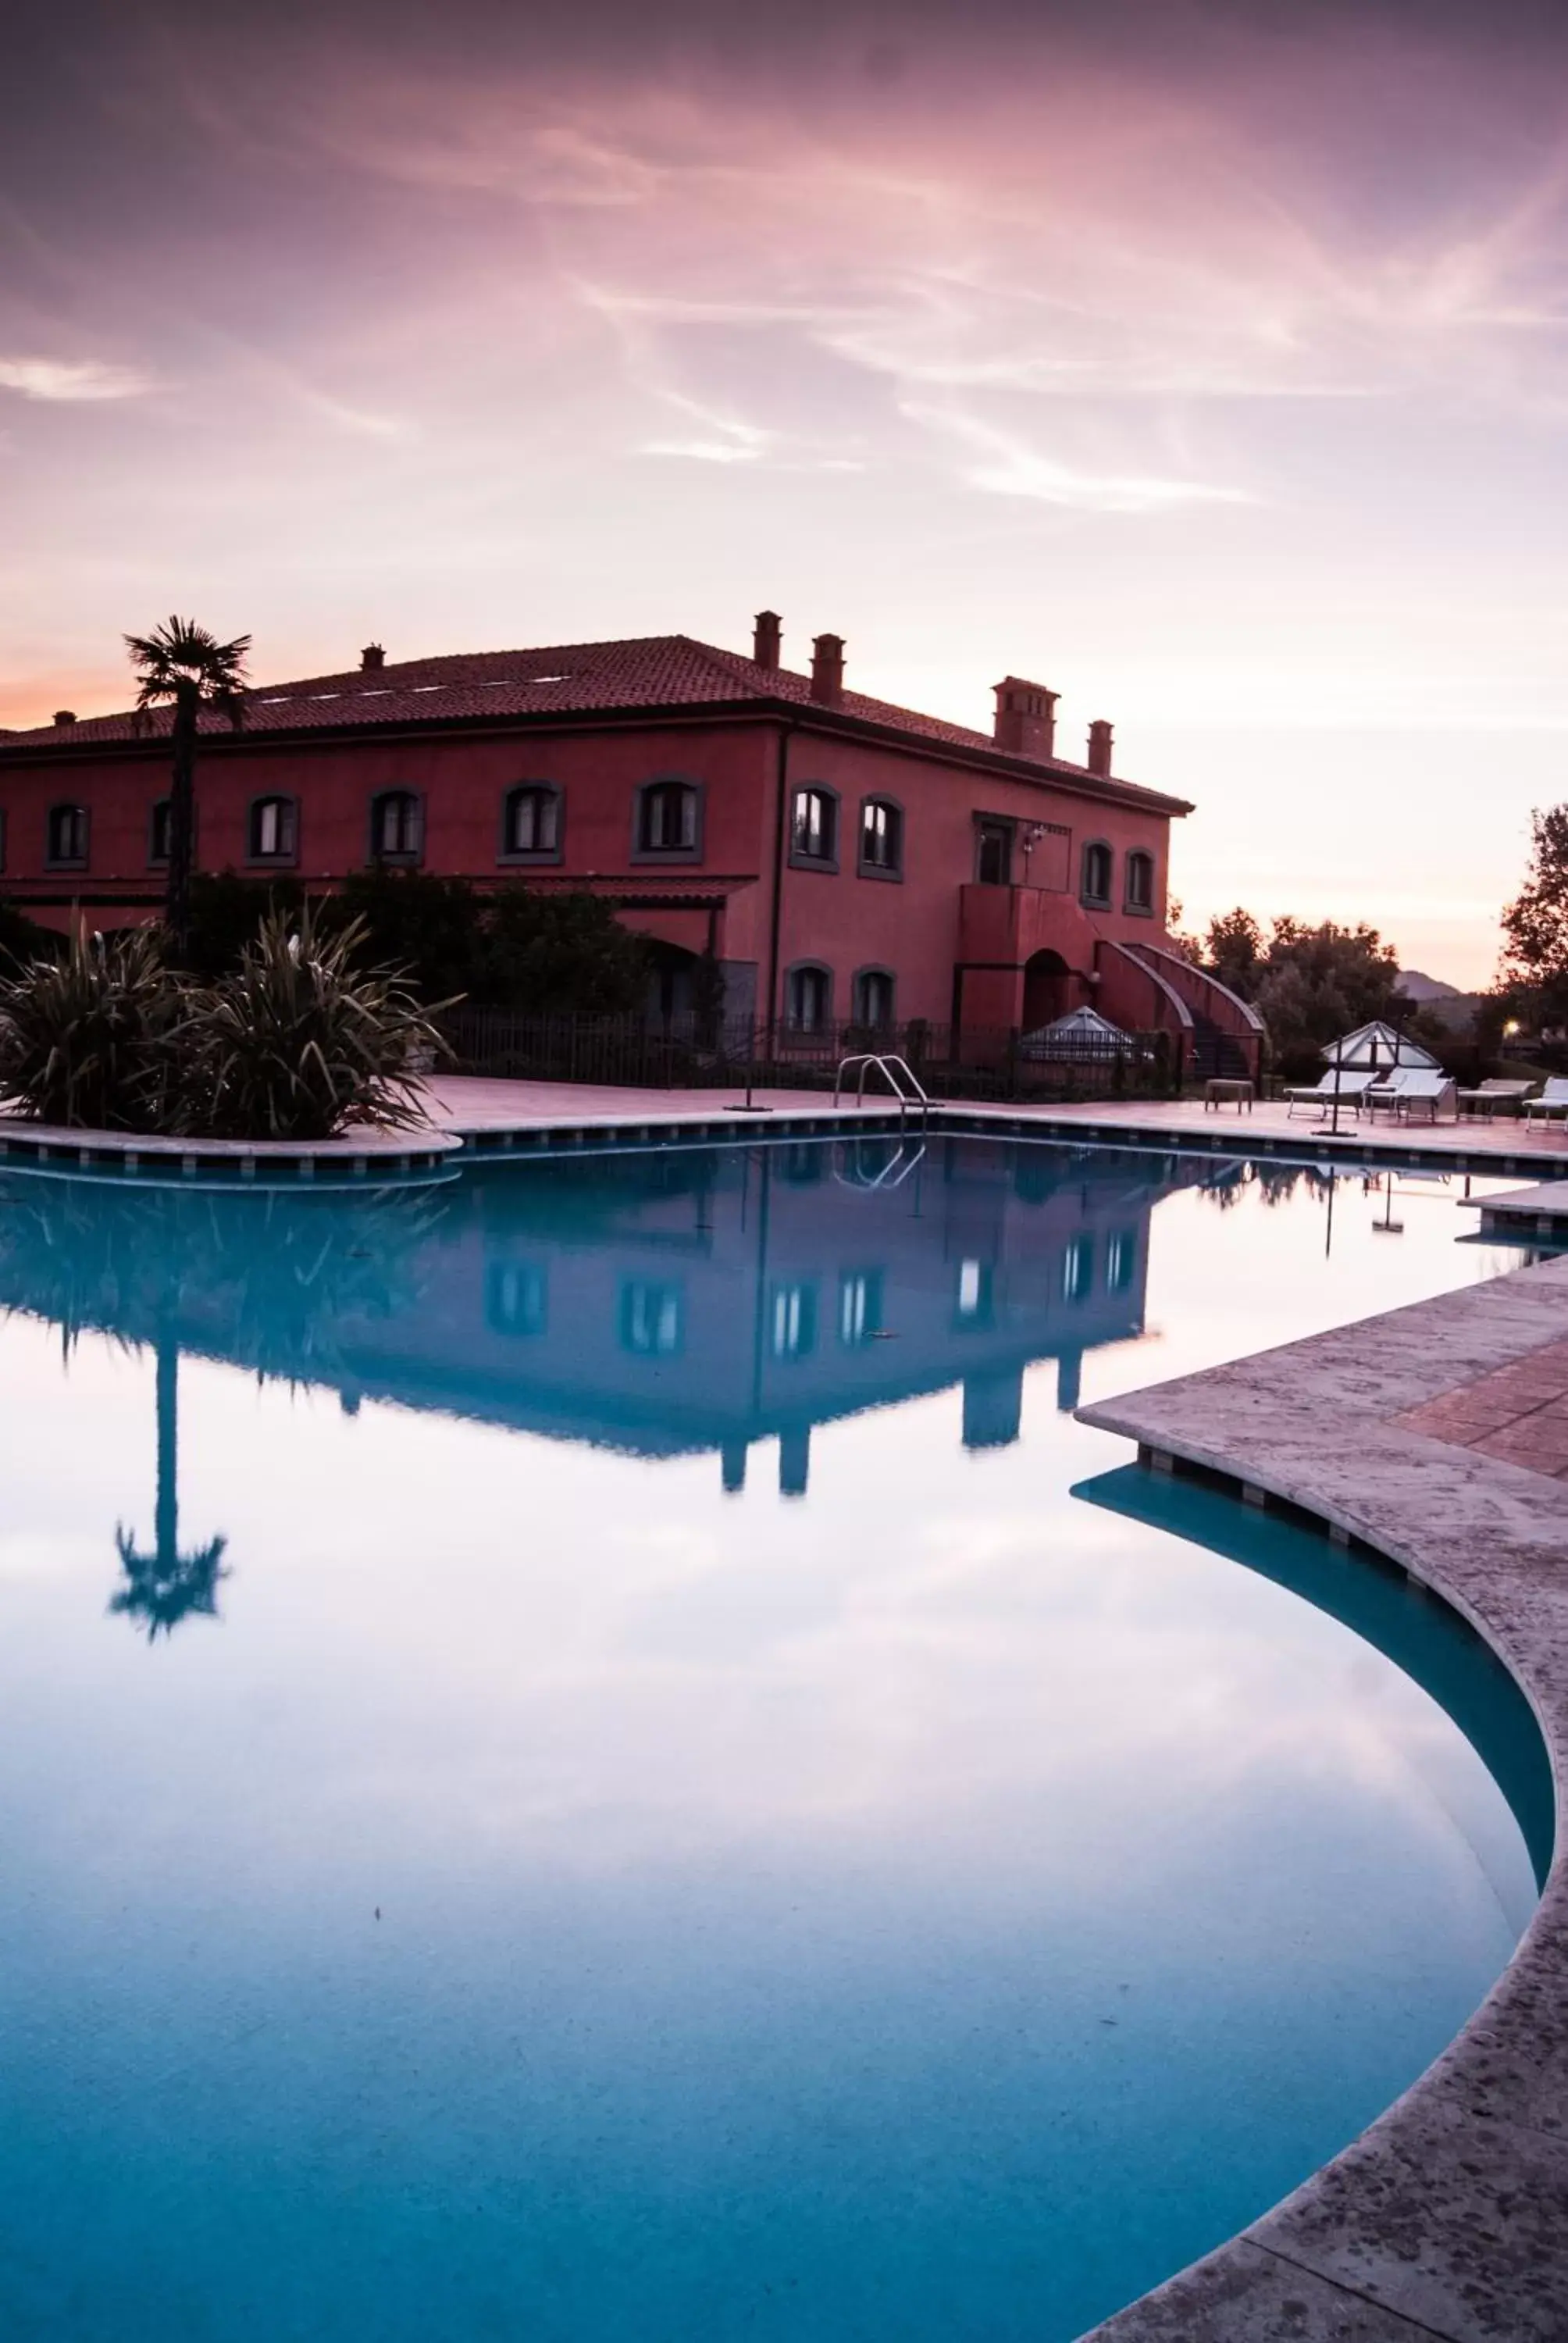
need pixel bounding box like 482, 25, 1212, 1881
1203, 1078, 1253, 1112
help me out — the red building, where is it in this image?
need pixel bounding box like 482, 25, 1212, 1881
0, 614, 1257, 1065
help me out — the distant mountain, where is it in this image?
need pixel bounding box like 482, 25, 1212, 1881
1397, 969, 1463, 1001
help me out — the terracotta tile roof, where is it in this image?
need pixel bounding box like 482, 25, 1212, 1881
0, 635, 1188, 811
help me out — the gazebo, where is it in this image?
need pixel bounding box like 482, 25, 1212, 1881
1324, 1020, 1440, 1073
1022, 1006, 1135, 1056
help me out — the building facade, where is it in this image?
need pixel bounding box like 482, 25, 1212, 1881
0, 615, 1258, 1058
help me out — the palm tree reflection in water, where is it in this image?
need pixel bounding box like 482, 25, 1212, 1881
0, 1175, 444, 1639
112, 1333, 229, 1639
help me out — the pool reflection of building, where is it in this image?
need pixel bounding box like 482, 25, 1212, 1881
0, 1137, 1216, 1497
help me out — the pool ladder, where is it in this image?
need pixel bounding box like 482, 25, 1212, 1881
832, 1053, 931, 1124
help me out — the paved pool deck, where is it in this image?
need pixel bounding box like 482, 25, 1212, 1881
1074, 1258, 1568, 2343
420, 1076, 1568, 1180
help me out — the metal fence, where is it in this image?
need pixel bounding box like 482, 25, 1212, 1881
442, 1008, 1184, 1102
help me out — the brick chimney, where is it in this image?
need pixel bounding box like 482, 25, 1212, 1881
1087, 719, 1114, 777
360, 643, 386, 672
810, 633, 845, 706
753, 609, 782, 671
53, 709, 77, 727
992, 677, 1058, 759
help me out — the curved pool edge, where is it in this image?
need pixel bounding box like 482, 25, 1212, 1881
0, 1113, 463, 1186
1073, 1254, 1568, 2343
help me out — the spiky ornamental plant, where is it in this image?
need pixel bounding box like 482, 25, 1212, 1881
0, 925, 185, 1130
125, 616, 251, 955
184, 904, 453, 1141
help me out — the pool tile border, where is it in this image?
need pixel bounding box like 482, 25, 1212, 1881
1073, 1257, 1568, 2343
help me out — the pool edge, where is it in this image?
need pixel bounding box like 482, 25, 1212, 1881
1071, 1257, 1568, 2342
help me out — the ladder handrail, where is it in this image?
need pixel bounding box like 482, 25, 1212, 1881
832, 1052, 929, 1118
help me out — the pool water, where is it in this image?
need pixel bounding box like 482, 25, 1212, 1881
0, 1136, 1547, 2343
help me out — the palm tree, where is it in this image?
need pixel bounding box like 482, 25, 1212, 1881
111, 1332, 229, 1639
125, 616, 251, 954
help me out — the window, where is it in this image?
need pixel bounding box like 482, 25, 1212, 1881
249, 795, 298, 862
148, 798, 171, 865
839, 1271, 884, 1347
621, 1279, 683, 1356
786, 964, 832, 1033
1107, 1230, 1136, 1293
501, 783, 561, 860
858, 797, 903, 878
636, 778, 700, 858
1063, 1234, 1095, 1300
790, 785, 838, 867
975, 820, 1013, 886
770, 1282, 818, 1360
371, 789, 423, 861
955, 1257, 994, 1326
46, 803, 88, 866
1081, 840, 1113, 905
486, 1261, 547, 1337
853, 968, 895, 1030
1124, 849, 1154, 913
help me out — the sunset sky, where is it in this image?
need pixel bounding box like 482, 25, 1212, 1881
5, 0, 1568, 983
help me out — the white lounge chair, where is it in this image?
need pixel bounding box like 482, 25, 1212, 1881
1365, 1068, 1457, 1123
1456, 1079, 1536, 1120
1284, 1069, 1377, 1117
1523, 1077, 1568, 1125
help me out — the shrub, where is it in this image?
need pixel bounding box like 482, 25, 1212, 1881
0, 925, 184, 1130
181, 905, 451, 1141
181, 871, 305, 979
476, 886, 650, 1012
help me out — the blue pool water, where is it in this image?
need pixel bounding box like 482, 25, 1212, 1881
0, 1136, 1548, 2341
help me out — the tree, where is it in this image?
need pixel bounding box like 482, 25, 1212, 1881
1253, 919, 1408, 1079
125, 616, 251, 954
1500, 804, 1568, 1023
334, 868, 483, 1004
182, 870, 305, 979
1203, 908, 1265, 998
478, 886, 650, 1013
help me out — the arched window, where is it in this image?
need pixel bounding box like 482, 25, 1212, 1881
370, 789, 423, 861
1080, 840, 1113, 905
46, 803, 88, 867
635, 778, 701, 858
501, 783, 561, 860
148, 798, 171, 865
853, 968, 896, 1029
858, 797, 903, 878
1124, 849, 1154, 913
248, 795, 298, 863
790, 785, 839, 868
786, 963, 832, 1033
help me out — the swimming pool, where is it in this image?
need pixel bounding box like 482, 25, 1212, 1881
0, 1135, 1547, 2341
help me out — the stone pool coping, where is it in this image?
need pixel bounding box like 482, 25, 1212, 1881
0, 1113, 461, 1183
1073, 1257, 1568, 2343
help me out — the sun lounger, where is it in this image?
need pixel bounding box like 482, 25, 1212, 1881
1457, 1079, 1536, 1119
1523, 1077, 1568, 1124
1365, 1068, 1457, 1122
1283, 1070, 1377, 1117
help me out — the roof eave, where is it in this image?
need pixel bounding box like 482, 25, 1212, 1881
0, 692, 1193, 815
